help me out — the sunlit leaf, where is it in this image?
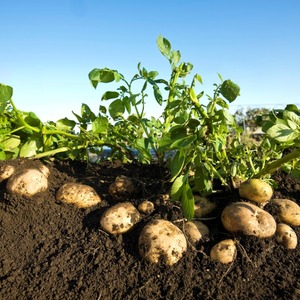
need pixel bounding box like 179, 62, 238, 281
109, 99, 125, 119
157, 35, 171, 58
170, 150, 185, 181
92, 116, 108, 134
102, 91, 119, 100
56, 118, 76, 131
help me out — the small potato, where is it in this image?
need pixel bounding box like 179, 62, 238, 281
138, 219, 187, 265
275, 223, 298, 249
271, 198, 300, 226
6, 168, 48, 198
210, 239, 236, 264
239, 179, 273, 204
100, 202, 140, 234
184, 221, 209, 246
138, 200, 155, 214
221, 202, 276, 238
194, 195, 216, 218
108, 175, 137, 199
0, 164, 15, 182
56, 183, 101, 208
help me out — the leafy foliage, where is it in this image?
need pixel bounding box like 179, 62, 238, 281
1, 37, 300, 220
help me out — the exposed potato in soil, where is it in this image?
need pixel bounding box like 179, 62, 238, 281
0, 164, 15, 182
210, 239, 237, 264
184, 220, 209, 246
100, 202, 141, 234
138, 200, 155, 214
108, 175, 137, 199
221, 202, 276, 238
194, 195, 216, 218
138, 219, 187, 265
271, 198, 300, 226
239, 179, 273, 204
275, 223, 298, 249
56, 182, 101, 208
6, 168, 48, 198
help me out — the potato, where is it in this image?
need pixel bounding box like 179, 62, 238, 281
0, 164, 15, 182
275, 223, 298, 249
138, 200, 155, 214
194, 195, 216, 218
56, 183, 101, 208
138, 219, 187, 265
239, 179, 273, 204
108, 175, 137, 199
271, 198, 300, 226
100, 202, 140, 234
6, 168, 48, 198
210, 239, 237, 264
221, 202, 276, 238
184, 221, 209, 246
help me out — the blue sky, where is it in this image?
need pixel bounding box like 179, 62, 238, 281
1, 0, 300, 122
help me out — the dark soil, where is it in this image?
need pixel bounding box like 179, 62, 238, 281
0, 159, 299, 300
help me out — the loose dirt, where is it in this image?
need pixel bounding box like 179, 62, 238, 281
0, 159, 299, 300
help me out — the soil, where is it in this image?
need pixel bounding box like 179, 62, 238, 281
0, 158, 299, 300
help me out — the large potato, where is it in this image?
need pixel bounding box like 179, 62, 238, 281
239, 179, 273, 204
6, 168, 48, 198
271, 198, 300, 226
210, 239, 237, 264
100, 202, 140, 234
275, 223, 298, 249
221, 202, 276, 238
184, 221, 209, 246
56, 183, 101, 208
138, 219, 187, 265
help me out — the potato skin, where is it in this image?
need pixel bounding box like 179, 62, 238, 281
56, 183, 101, 208
184, 221, 209, 246
271, 198, 300, 226
275, 223, 298, 249
210, 239, 236, 264
221, 202, 276, 238
239, 179, 273, 204
100, 202, 140, 235
138, 219, 187, 265
6, 168, 48, 198
108, 175, 136, 199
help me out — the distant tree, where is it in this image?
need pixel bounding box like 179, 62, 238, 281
234, 107, 271, 131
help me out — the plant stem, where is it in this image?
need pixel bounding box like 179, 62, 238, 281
253, 148, 300, 178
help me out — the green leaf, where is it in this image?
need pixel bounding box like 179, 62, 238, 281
2, 136, 21, 150
284, 111, 300, 127
109, 99, 125, 119
56, 118, 76, 131
181, 182, 194, 221
267, 123, 299, 143
19, 140, 39, 157
170, 150, 185, 181
171, 175, 185, 201
157, 35, 171, 58
88, 68, 117, 88
92, 116, 108, 134
81, 103, 96, 121
101, 91, 119, 100
220, 79, 240, 102
170, 50, 181, 65
153, 84, 163, 105
0, 84, 13, 102
170, 134, 197, 148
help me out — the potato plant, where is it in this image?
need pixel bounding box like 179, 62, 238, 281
1, 36, 300, 221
